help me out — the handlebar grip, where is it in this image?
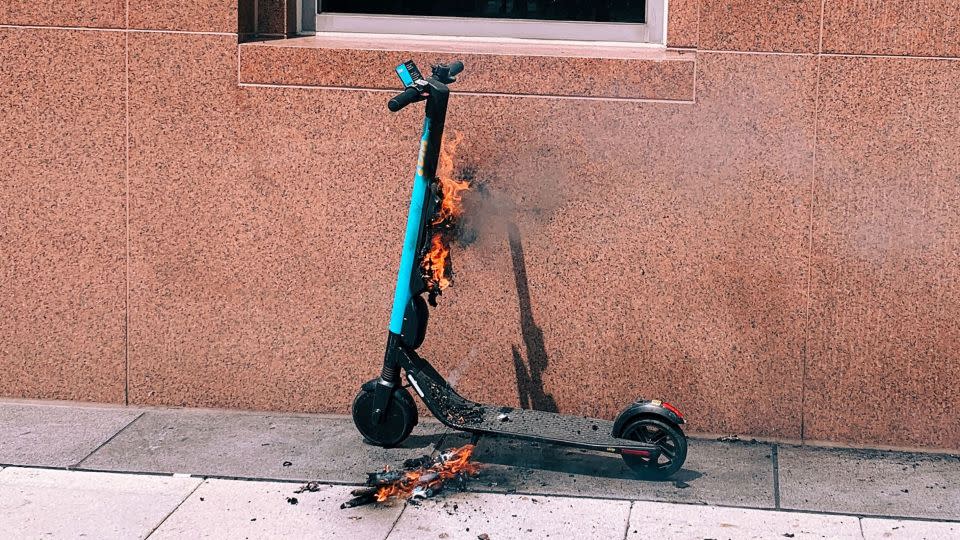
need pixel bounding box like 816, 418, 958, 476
447, 61, 464, 77
388, 87, 420, 112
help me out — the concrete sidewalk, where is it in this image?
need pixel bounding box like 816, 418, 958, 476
1, 399, 958, 539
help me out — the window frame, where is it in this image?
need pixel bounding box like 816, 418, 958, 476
305, 1, 668, 46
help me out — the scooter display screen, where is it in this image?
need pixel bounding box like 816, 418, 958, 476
395, 60, 424, 86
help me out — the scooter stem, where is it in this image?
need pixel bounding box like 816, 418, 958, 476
373, 75, 450, 424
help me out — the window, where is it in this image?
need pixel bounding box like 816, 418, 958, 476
313, 1, 668, 45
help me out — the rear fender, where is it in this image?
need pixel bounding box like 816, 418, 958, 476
612, 400, 685, 437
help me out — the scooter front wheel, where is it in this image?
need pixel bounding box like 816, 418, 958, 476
620, 417, 687, 480
351, 380, 418, 448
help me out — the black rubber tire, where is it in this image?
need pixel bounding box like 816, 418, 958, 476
351, 380, 418, 448
620, 417, 687, 480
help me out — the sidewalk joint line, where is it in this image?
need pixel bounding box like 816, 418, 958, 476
622, 500, 635, 540
73, 412, 145, 468
144, 478, 204, 539
772, 444, 782, 510
384, 500, 407, 539
858, 517, 866, 540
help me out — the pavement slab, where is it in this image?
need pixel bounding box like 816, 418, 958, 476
778, 445, 960, 520
150, 478, 403, 539
860, 517, 960, 539
626, 500, 862, 539
0, 402, 142, 467
0, 467, 200, 540
80, 409, 449, 482
388, 491, 632, 539
461, 434, 776, 508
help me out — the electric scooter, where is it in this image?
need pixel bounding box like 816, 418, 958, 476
352, 60, 688, 480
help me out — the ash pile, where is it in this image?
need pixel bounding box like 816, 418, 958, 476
342, 444, 481, 508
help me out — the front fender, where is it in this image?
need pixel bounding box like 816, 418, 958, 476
612, 399, 685, 437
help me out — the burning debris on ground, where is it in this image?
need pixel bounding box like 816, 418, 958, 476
340, 444, 481, 509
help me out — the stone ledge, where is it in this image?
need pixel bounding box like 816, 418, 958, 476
239, 35, 696, 101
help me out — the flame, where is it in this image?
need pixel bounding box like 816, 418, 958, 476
374, 444, 480, 502
422, 131, 469, 292
423, 233, 451, 290
432, 131, 469, 225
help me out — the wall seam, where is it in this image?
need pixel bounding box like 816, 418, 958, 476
124, 0, 131, 406
821, 52, 960, 61
818, 0, 826, 54
800, 0, 827, 442
0, 23, 235, 36
697, 49, 816, 57
695, 0, 701, 48
237, 82, 697, 103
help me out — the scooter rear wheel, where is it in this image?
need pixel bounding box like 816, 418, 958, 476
351, 380, 418, 448
620, 417, 687, 480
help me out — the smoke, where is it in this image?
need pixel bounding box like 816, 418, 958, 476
453, 144, 577, 252
446, 344, 478, 387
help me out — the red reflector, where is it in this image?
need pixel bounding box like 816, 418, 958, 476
622, 449, 650, 456
662, 401, 684, 419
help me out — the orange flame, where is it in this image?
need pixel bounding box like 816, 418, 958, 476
423, 234, 451, 290
432, 131, 469, 225
374, 444, 480, 502
422, 131, 468, 291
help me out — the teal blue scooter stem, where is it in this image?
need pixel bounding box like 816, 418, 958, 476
369, 61, 454, 426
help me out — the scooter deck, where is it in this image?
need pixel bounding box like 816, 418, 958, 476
469, 406, 624, 449
406, 366, 657, 456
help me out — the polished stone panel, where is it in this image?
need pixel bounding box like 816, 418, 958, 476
128, 0, 237, 32
125, 33, 406, 412
0, 0, 124, 28
698, 0, 821, 53
667, 0, 699, 48
256, 0, 297, 36
806, 56, 960, 448
822, 0, 960, 57
0, 28, 126, 404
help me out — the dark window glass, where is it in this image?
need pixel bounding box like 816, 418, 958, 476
320, 1, 646, 24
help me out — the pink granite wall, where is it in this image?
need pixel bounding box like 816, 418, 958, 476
1, 1, 958, 450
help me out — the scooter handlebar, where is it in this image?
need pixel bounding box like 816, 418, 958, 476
447, 61, 464, 77
388, 87, 421, 112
